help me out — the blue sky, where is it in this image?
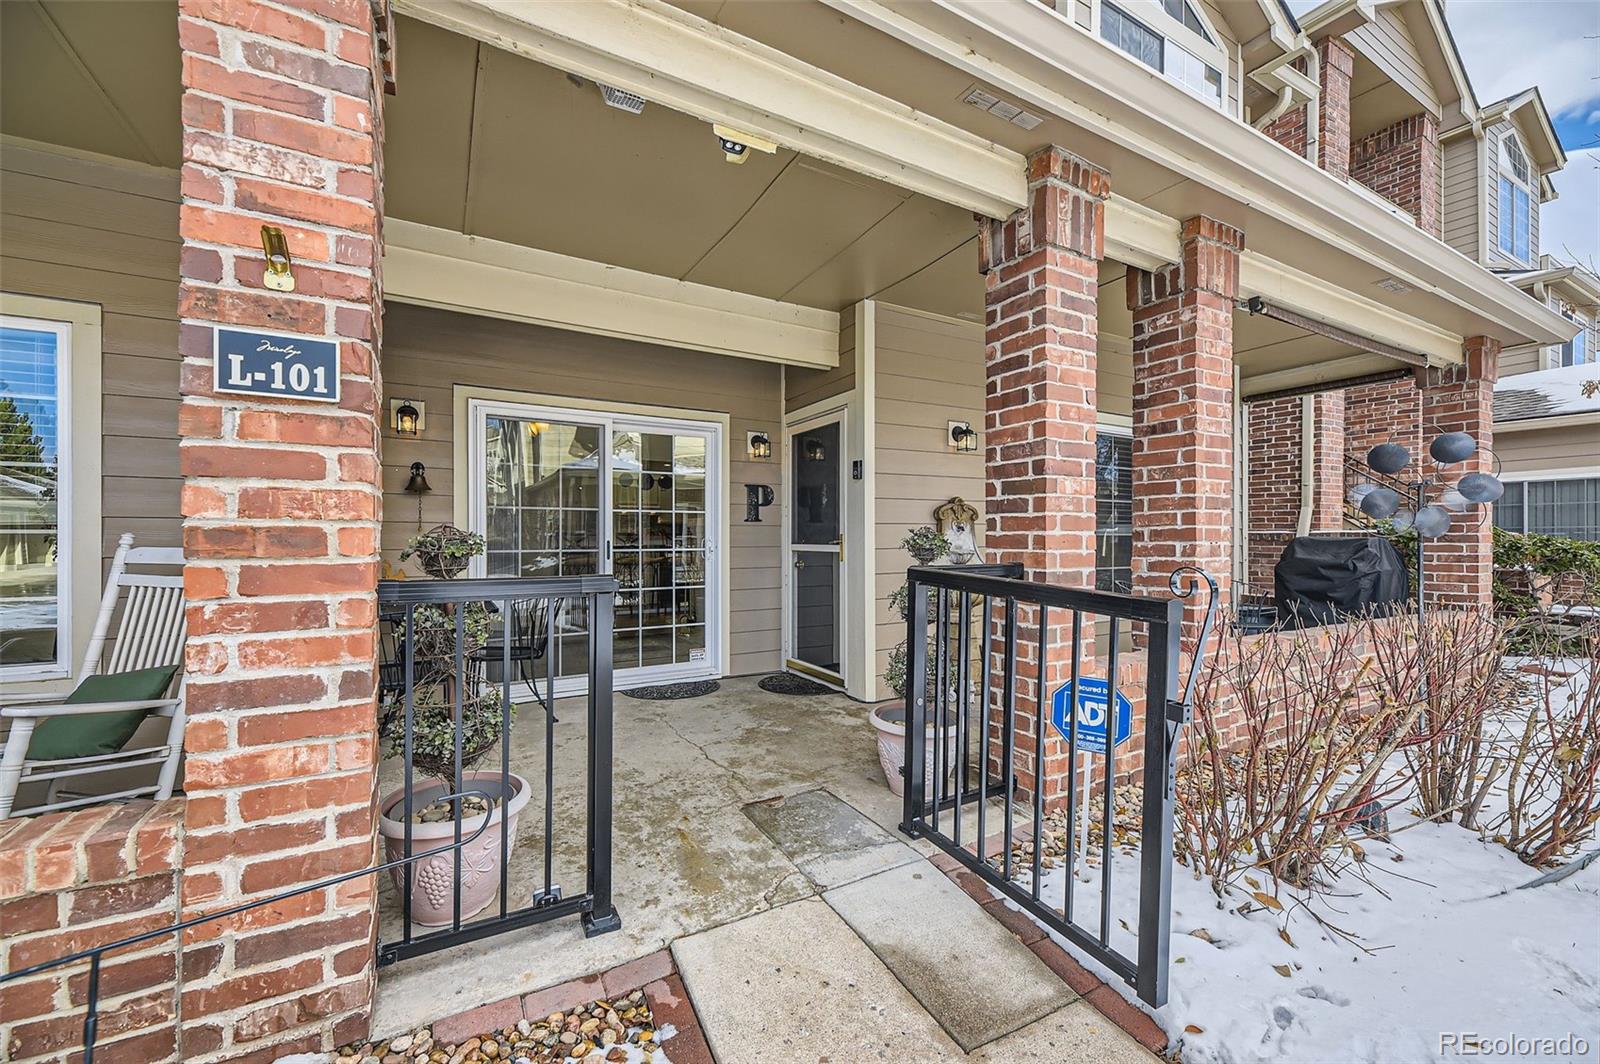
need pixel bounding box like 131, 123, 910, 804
1290, 0, 1600, 270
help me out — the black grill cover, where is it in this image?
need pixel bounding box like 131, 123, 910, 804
1274, 536, 1409, 628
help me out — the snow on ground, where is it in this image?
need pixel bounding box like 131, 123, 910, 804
1003, 661, 1600, 1064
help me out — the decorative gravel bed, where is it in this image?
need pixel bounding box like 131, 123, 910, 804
336, 989, 672, 1064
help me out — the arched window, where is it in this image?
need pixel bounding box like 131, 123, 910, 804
1498, 131, 1532, 262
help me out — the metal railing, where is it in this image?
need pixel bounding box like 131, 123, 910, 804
900, 563, 1213, 1008
375, 574, 621, 965
0, 791, 498, 1063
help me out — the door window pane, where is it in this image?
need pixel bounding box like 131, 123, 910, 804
792, 422, 841, 545
793, 549, 841, 673
0, 321, 64, 670
483, 415, 602, 677
613, 429, 712, 675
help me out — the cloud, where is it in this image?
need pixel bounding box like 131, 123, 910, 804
1542, 147, 1600, 273
1444, 1, 1600, 119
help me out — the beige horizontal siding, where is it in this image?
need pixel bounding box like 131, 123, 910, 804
1440, 135, 1478, 259
1347, 7, 1440, 116
0, 143, 181, 565
379, 301, 785, 677
1495, 421, 1600, 477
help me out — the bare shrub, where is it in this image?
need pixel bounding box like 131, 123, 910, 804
1175, 618, 1417, 897
1490, 614, 1600, 867
1366, 608, 1509, 828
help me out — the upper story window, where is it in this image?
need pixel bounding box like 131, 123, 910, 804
1101, 2, 1224, 107
1498, 131, 1532, 262
1560, 311, 1589, 367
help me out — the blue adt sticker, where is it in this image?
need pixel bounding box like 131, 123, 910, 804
1049, 677, 1132, 755
214, 328, 340, 402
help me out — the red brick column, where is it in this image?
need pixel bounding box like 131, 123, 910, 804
1352, 113, 1441, 237
176, 1, 385, 1059
1127, 217, 1241, 645
1317, 37, 1356, 180
977, 145, 1108, 806
1417, 337, 1500, 609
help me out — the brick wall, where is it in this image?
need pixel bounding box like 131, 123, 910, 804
1245, 397, 1302, 592
1261, 105, 1308, 158
1127, 216, 1242, 645
1343, 376, 1421, 497
1352, 113, 1441, 237
1418, 338, 1500, 608
1, 802, 183, 1064
175, 0, 387, 1059
978, 144, 1109, 806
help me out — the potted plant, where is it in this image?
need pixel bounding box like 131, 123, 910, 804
400, 523, 486, 580
871, 527, 958, 796
378, 526, 526, 926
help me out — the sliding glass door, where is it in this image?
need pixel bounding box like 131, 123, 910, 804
470, 400, 720, 690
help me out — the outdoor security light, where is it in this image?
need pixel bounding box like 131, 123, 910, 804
747, 431, 772, 460
804, 437, 826, 462
949, 421, 978, 452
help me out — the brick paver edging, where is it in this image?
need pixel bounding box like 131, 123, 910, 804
929, 849, 1170, 1057
425, 949, 713, 1064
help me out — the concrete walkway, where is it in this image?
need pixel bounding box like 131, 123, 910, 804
672, 790, 1155, 1062
373, 678, 1159, 1061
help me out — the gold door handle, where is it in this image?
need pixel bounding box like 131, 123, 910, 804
836, 534, 845, 564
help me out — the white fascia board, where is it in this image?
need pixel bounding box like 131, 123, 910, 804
1105, 195, 1181, 271
825, 0, 1574, 348
1495, 412, 1600, 434
383, 220, 841, 369
398, 0, 1026, 219
1240, 251, 1463, 363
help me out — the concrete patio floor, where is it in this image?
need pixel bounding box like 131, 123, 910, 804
373, 676, 915, 1033
371, 675, 1157, 1061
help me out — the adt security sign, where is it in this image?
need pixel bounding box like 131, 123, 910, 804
1050, 677, 1132, 755
214, 328, 340, 403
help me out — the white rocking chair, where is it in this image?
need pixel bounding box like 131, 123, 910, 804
1, 534, 187, 818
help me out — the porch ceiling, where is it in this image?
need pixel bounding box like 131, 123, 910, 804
384, 15, 984, 319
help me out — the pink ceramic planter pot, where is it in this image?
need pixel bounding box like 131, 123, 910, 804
377, 769, 532, 926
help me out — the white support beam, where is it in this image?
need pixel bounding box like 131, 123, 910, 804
384, 220, 841, 369
396, 0, 1027, 219
1104, 195, 1181, 272
1240, 251, 1463, 364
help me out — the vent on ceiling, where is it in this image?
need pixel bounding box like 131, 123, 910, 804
1374, 277, 1412, 294
962, 87, 1043, 130
599, 84, 646, 115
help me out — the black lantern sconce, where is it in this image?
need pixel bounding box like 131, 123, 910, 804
390, 398, 424, 439
949, 421, 978, 453
804, 436, 826, 462
747, 431, 772, 460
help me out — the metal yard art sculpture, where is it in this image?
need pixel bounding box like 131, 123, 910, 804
1349, 430, 1503, 618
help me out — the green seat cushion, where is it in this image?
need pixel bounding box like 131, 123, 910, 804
25, 665, 180, 762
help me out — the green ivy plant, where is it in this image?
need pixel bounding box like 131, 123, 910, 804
382, 526, 517, 787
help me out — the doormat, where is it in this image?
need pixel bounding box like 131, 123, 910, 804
757, 673, 834, 696
621, 680, 721, 700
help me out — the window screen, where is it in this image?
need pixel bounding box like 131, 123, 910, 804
1497, 478, 1600, 541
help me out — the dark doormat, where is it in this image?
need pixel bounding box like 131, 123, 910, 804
757, 672, 835, 696
621, 680, 721, 700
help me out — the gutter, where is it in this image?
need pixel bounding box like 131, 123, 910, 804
1297, 395, 1315, 536
830, 0, 1574, 348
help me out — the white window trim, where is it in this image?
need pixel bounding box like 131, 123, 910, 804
1498, 130, 1533, 264
0, 293, 102, 686
1103, 0, 1228, 108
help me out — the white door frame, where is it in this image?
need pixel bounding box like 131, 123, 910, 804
465, 397, 725, 693
781, 402, 849, 689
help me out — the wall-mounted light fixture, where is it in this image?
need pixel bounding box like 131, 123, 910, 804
260, 225, 294, 292
949, 421, 979, 453
804, 436, 826, 462
747, 431, 772, 460
405, 462, 432, 494
390, 398, 425, 438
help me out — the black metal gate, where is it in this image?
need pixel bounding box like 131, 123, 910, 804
375, 574, 620, 965
899, 562, 1213, 1007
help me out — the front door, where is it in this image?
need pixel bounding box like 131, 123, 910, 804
470, 400, 721, 691
785, 414, 845, 686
